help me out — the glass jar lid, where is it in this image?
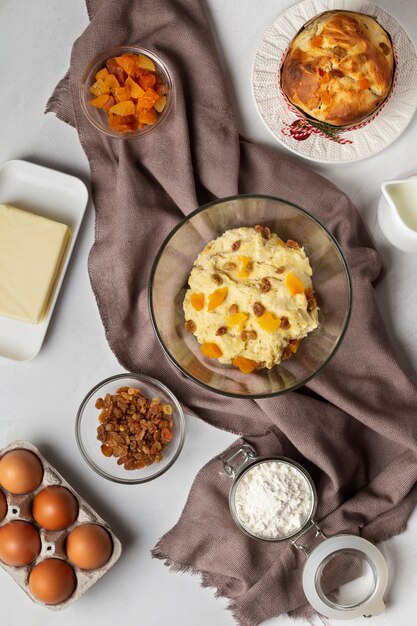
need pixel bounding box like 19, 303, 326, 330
302, 535, 388, 619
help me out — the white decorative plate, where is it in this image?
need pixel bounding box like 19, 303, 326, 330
252, 0, 417, 164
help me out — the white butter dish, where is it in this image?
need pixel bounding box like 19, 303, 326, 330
0, 160, 88, 361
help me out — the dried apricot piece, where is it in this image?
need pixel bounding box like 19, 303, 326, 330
114, 87, 131, 102
136, 54, 156, 72
359, 78, 370, 90
116, 54, 137, 76
232, 356, 258, 374
104, 73, 121, 92
286, 272, 305, 295
201, 343, 223, 358
190, 293, 204, 311
139, 72, 156, 91
90, 79, 108, 96
238, 256, 253, 278
311, 35, 323, 47
138, 108, 157, 126
227, 311, 248, 329
321, 92, 332, 106
125, 76, 144, 99
154, 95, 167, 113
90, 94, 111, 109
256, 311, 282, 332
136, 87, 159, 110
108, 113, 135, 132
109, 100, 135, 116
95, 67, 109, 82
207, 286, 228, 311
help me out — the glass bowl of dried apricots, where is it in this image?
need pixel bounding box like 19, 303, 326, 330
80, 46, 173, 138
149, 195, 352, 398
76, 373, 185, 484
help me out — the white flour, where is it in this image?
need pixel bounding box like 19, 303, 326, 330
234, 460, 313, 540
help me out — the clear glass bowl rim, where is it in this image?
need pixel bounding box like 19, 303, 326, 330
79, 45, 174, 140
148, 193, 353, 399
75, 373, 186, 484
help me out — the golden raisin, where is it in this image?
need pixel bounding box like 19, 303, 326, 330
276, 266, 286, 274
215, 326, 227, 336
261, 278, 271, 293
380, 42, 390, 55
211, 273, 223, 285
184, 320, 196, 333
281, 346, 293, 361
289, 339, 299, 353
95, 387, 173, 471
229, 304, 239, 315
280, 316, 290, 330
305, 287, 317, 311
223, 262, 237, 271
286, 239, 300, 250
232, 240, 241, 251
255, 224, 271, 239
101, 445, 112, 457
253, 302, 265, 317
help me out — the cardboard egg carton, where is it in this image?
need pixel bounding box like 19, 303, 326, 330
0, 440, 122, 610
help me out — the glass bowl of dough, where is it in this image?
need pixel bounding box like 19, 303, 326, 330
149, 195, 352, 398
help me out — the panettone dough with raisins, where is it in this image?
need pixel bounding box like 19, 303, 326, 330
183, 227, 319, 369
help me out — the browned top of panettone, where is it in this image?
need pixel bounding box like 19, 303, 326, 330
281, 10, 394, 126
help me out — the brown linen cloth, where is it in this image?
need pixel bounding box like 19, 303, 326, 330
46, 0, 417, 623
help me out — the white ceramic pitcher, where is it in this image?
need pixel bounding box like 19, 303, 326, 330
378, 176, 417, 253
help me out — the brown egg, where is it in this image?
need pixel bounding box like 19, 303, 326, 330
0, 520, 41, 566
0, 449, 43, 494
29, 558, 76, 605
32, 486, 78, 531
0, 491, 7, 522
66, 523, 113, 570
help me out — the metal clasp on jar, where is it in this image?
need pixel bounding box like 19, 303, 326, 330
220, 444, 257, 479
291, 520, 327, 556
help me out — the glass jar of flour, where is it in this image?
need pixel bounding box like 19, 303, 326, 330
221, 443, 388, 620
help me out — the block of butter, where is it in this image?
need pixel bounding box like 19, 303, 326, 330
0, 203, 71, 324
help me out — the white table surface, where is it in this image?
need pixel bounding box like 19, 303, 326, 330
1, 1, 416, 625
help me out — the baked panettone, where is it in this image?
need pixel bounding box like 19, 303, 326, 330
281, 11, 394, 127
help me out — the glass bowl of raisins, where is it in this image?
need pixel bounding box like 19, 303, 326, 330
149, 194, 352, 398
80, 46, 173, 139
76, 373, 185, 484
